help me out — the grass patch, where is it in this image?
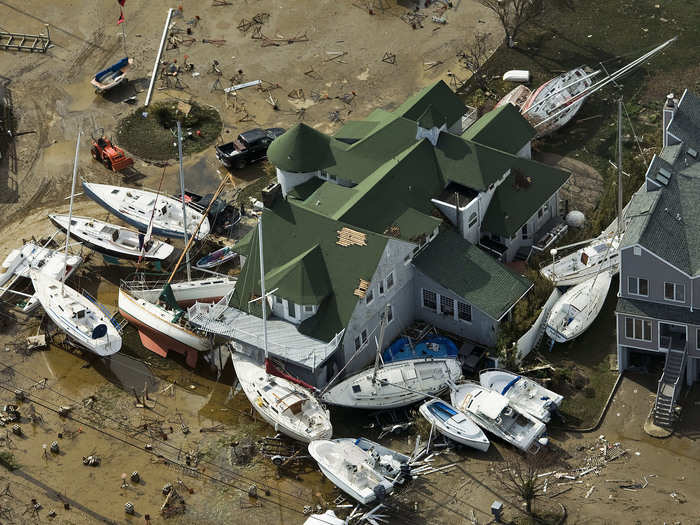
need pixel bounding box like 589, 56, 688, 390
117, 101, 222, 161
0, 451, 19, 471
459, 0, 700, 238
233, 162, 276, 208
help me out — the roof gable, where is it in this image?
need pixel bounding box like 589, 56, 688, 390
462, 104, 536, 155
267, 123, 335, 173
394, 80, 466, 126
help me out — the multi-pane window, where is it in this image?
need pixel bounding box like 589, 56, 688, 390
304, 305, 314, 313
386, 305, 393, 324
366, 288, 374, 305
625, 317, 652, 341
423, 289, 437, 311
287, 300, 296, 318
664, 282, 685, 302
468, 212, 478, 228
628, 277, 648, 296
361, 329, 368, 345
354, 336, 361, 351
440, 296, 455, 317
457, 301, 472, 322
521, 224, 528, 240
379, 281, 385, 295
386, 272, 394, 291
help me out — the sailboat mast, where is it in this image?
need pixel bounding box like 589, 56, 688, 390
257, 219, 269, 365
371, 304, 389, 384
62, 128, 81, 294
617, 98, 623, 237
177, 121, 191, 282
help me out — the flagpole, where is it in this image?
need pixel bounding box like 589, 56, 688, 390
119, 4, 127, 56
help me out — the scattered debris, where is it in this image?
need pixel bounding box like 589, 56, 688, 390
382, 51, 396, 64
82, 455, 100, 467
124, 502, 134, 515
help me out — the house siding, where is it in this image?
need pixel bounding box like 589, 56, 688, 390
336, 238, 417, 378
616, 313, 659, 352
412, 269, 497, 346
619, 246, 692, 308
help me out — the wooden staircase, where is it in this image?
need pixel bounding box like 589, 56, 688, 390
653, 342, 687, 428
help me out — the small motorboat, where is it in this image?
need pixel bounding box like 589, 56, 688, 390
233, 352, 333, 443
540, 234, 620, 287
82, 182, 211, 240
479, 369, 563, 423
545, 271, 612, 343
195, 246, 237, 269
32, 271, 121, 356
418, 399, 490, 451
382, 335, 458, 364
308, 437, 410, 504
451, 382, 548, 454
303, 510, 345, 525
91, 57, 133, 92
49, 214, 175, 262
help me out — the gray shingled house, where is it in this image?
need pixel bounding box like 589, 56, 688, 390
616, 89, 700, 427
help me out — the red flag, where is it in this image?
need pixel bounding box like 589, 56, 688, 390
117, 10, 125, 25
118, 0, 126, 6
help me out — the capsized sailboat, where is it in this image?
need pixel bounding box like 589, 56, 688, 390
321, 306, 462, 410
82, 182, 210, 240
49, 214, 175, 262
231, 220, 333, 442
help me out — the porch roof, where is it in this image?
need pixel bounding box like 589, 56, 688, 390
616, 297, 700, 326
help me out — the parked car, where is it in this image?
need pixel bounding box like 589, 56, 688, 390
215, 127, 286, 169
174, 190, 241, 236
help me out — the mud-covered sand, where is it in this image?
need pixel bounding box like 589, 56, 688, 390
1, 1, 700, 524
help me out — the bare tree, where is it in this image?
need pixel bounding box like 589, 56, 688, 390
478, 0, 546, 48
458, 32, 492, 90
493, 455, 545, 514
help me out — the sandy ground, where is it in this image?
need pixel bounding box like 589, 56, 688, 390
1, 1, 700, 524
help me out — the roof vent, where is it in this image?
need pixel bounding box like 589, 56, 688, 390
688, 147, 698, 159
656, 167, 671, 186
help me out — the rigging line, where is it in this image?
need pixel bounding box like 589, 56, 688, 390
0, 362, 313, 505
0, 382, 308, 518
622, 99, 647, 164
138, 165, 168, 270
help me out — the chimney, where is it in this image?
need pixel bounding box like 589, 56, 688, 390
261, 182, 281, 208
663, 93, 677, 148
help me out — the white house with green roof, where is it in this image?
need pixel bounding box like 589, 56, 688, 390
616, 90, 700, 426
190, 81, 570, 387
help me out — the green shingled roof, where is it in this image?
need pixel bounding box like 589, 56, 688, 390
414, 229, 532, 319
462, 104, 536, 155
394, 80, 466, 126
229, 198, 389, 341
482, 160, 570, 237
267, 123, 335, 173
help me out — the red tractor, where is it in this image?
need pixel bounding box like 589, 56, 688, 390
90, 129, 134, 172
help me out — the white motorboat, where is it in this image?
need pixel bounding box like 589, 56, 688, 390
49, 214, 175, 262
539, 234, 620, 287
545, 271, 612, 343
418, 399, 490, 451
0, 241, 82, 313
308, 437, 410, 504
322, 358, 462, 410
233, 353, 332, 443
32, 271, 121, 356
82, 182, 210, 240
122, 277, 236, 307
304, 510, 345, 525
451, 382, 548, 454
479, 369, 563, 423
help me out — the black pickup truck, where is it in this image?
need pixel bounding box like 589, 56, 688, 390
215, 127, 285, 169
174, 191, 241, 236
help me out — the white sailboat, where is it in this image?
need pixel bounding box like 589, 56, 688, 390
418, 399, 490, 451
321, 306, 462, 410
451, 382, 548, 454
32, 130, 122, 357
308, 437, 410, 504
479, 369, 563, 423
82, 182, 210, 240
545, 270, 612, 343
497, 38, 676, 136
49, 214, 175, 262
0, 240, 82, 313
539, 234, 620, 287
232, 220, 333, 443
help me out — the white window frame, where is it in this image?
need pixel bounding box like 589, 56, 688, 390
361, 329, 368, 345
457, 301, 472, 323
386, 272, 394, 291
366, 288, 374, 305
664, 282, 685, 303
386, 304, 393, 324
628, 276, 649, 297
354, 336, 361, 351
422, 289, 437, 311
304, 305, 314, 313
440, 295, 455, 318
379, 280, 385, 295
468, 212, 478, 228
625, 317, 652, 342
